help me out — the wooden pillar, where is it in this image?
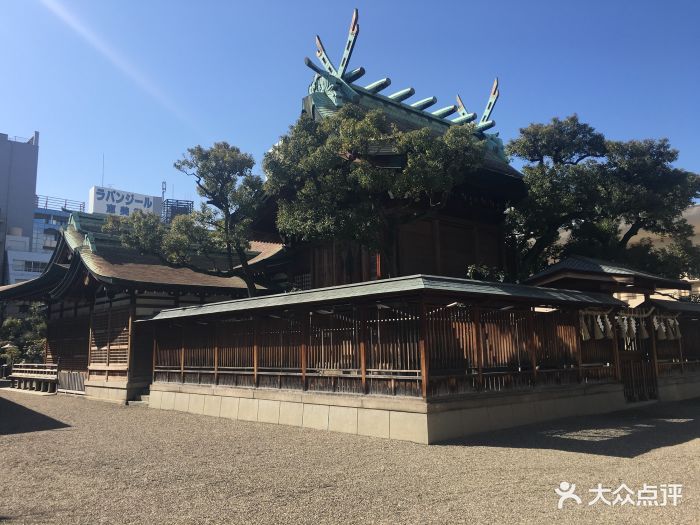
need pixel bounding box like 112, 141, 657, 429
611, 316, 622, 381
300, 312, 308, 390
573, 311, 583, 382
474, 308, 484, 390
253, 317, 259, 387
648, 315, 660, 379
180, 324, 185, 383
527, 311, 538, 384
127, 291, 135, 382
105, 300, 112, 381
678, 324, 685, 374
359, 305, 368, 394
213, 322, 219, 385
152, 325, 157, 383
87, 302, 94, 373
419, 299, 429, 399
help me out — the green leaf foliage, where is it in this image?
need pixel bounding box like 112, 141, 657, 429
0, 303, 46, 365
263, 105, 485, 252
507, 115, 700, 279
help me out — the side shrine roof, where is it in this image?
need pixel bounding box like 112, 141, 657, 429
0, 212, 284, 301
524, 256, 691, 292
143, 274, 624, 323
643, 298, 700, 314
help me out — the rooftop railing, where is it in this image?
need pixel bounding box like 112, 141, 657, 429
35, 195, 85, 212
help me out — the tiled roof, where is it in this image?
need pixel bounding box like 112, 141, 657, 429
144, 274, 624, 322
0, 212, 285, 299
525, 256, 690, 291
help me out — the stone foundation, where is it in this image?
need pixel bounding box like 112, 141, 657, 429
85, 380, 150, 405
657, 372, 700, 402
149, 382, 630, 444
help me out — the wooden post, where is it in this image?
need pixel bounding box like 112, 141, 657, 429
106, 300, 112, 381
180, 324, 185, 383
87, 302, 94, 374
648, 315, 660, 379
253, 317, 259, 387
571, 312, 583, 383
213, 322, 219, 386
573, 311, 583, 382
152, 325, 157, 383
359, 305, 368, 394
127, 291, 135, 382
474, 308, 484, 390
300, 312, 308, 390
527, 311, 538, 385
419, 299, 429, 399
611, 317, 622, 381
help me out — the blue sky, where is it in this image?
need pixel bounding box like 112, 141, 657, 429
2, 0, 699, 204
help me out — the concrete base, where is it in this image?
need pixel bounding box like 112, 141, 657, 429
657, 372, 700, 402
149, 381, 630, 444
85, 380, 149, 405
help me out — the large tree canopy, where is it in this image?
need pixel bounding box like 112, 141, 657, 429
105, 142, 265, 297
507, 115, 700, 280
262, 105, 485, 261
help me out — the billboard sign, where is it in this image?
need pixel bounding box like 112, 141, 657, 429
88, 186, 163, 217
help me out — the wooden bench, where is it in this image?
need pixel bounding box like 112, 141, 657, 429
9, 363, 59, 393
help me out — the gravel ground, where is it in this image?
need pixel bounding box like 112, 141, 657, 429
1, 387, 698, 525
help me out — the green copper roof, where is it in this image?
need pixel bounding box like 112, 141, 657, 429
303, 9, 510, 164
144, 274, 624, 322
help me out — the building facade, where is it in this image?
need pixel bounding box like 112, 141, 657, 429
4, 195, 85, 285
0, 132, 40, 279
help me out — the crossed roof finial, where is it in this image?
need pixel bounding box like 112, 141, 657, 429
305, 9, 500, 132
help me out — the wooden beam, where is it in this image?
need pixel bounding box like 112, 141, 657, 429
419, 299, 429, 399
106, 301, 112, 381
253, 317, 259, 387
648, 316, 660, 380
152, 324, 157, 383
300, 312, 308, 390
678, 326, 685, 374
359, 305, 368, 394
127, 291, 135, 382
611, 318, 622, 381
180, 324, 185, 383
213, 322, 219, 386
87, 302, 94, 373
527, 311, 538, 384
474, 308, 484, 390
573, 311, 583, 382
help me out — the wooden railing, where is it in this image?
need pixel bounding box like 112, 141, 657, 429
9, 363, 58, 393
151, 298, 700, 400
152, 299, 617, 399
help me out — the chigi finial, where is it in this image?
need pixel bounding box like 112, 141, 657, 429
304, 9, 501, 133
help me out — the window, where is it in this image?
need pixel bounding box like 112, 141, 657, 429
13, 260, 47, 273
25, 260, 48, 272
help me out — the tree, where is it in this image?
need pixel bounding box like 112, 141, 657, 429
0, 303, 47, 365
263, 105, 485, 271
506, 115, 607, 277
105, 143, 265, 297
507, 115, 700, 280
174, 143, 265, 296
